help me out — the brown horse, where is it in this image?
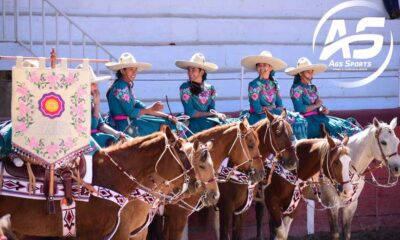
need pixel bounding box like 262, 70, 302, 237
148, 118, 264, 240
265, 134, 351, 240
0, 126, 201, 239
216, 110, 299, 240
114, 138, 218, 240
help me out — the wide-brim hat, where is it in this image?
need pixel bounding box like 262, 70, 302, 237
175, 53, 218, 72
22, 59, 39, 68
76, 64, 111, 83
105, 52, 152, 72
285, 57, 327, 76
241, 51, 287, 71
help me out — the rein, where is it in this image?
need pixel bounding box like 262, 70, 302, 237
104, 134, 191, 203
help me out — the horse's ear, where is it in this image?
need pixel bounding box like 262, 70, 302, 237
373, 117, 380, 128
193, 139, 200, 151
390, 117, 397, 130
280, 108, 287, 119
162, 125, 175, 142
320, 123, 327, 138
240, 118, 249, 132
265, 109, 274, 122
326, 134, 336, 148
342, 135, 349, 146
206, 140, 214, 150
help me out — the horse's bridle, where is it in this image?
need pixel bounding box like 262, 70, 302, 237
264, 117, 295, 161
323, 143, 350, 186
104, 134, 192, 203
227, 123, 263, 171
375, 127, 398, 165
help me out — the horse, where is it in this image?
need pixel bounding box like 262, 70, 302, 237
148, 118, 264, 240
302, 117, 400, 240
114, 138, 218, 240
0, 214, 18, 240
215, 110, 299, 240
265, 132, 352, 240
0, 126, 211, 239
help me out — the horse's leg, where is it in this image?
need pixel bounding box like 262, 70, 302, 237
326, 207, 340, 240
232, 213, 244, 240
282, 215, 294, 240
342, 200, 358, 240
219, 203, 233, 240
255, 201, 265, 240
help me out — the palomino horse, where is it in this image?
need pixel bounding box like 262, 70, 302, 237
148, 118, 264, 240
215, 110, 298, 240
0, 126, 212, 239
265, 133, 352, 240
302, 117, 400, 240
115, 138, 218, 240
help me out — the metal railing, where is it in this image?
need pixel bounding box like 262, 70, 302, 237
1, 0, 117, 72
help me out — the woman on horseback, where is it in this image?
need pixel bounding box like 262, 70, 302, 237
106, 52, 176, 137
287, 57, 362, 139
176, 53, 229, 136
241, 51, 308, 140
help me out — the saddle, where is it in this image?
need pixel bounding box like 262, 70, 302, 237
3, 153, 87, 213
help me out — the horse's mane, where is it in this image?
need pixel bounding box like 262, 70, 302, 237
189, 122, 237, 141
104, 131, 165, 153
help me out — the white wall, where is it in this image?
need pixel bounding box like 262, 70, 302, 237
1, 0, 399, 114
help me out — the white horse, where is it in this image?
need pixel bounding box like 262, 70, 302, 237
303, 117, 400, 240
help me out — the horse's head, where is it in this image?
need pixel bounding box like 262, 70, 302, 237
0, 214, 11, 240
229, 118, 264, 183
183, 139, 220, 206
323, 132, 353, 200
371, 117, 400, 177
263, 109, 298, 170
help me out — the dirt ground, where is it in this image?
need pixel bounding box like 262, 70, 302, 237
287, 227, 400, 240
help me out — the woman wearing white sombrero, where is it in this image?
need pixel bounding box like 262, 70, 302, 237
76, 64, 128, 147
106, 52, 176, 137
241, 51, 308, 140
287, 57, 362, 139
176, 53, 229, 136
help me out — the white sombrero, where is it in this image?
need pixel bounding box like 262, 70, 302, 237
241, 51, 287, 71
285, 57, 327, 76
76, 64, 112, 83
175, 53, 218, 72
105, 52, 152, 72
22, 59, 39, 68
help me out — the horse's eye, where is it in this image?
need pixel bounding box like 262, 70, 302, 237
389, 130, 392, 134
199, 165, 206, 170
381, 140, 387, 146
248, 143, 254, 149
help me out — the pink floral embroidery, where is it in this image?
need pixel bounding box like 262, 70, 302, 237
266, 95, 274, 103
74, 103, 85, 118
47, 74, 59, 87
16, 86, 28, 97
46, 143, 59, 158
15, 123, 27, 133
77, 123, 87, 135
251, 93, 259, 101
65, 73, 76, 84
29, 72, 40, 83
182, 93, 190, 102
18, 102, 30, 116
65, 137, 74, 148
293, 91, 301, 99
28, 137, 39, 148
122, 93, 130, 102
77, 87, 87, 98
199, 97, 207, 104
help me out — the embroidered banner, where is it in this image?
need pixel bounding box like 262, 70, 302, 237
11, 58, 91, 167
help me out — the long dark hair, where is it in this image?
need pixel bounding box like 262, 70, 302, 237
106, 70, 123, 100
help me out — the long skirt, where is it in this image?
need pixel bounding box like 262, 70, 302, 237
112, 115, 176, 138
305, 114, 362, 139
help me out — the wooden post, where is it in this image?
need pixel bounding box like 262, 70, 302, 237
50, 48, 56, 69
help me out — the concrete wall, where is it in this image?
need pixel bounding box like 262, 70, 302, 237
1, 0, 399, 115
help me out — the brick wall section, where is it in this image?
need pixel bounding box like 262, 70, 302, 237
188, 109, 400, 239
